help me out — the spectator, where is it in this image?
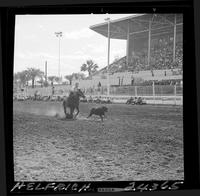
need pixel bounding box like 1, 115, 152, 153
131, 77, 134, 86
52, 86, 55, 95
97, 82, 101, 91
151, 69, 154, 77
34, 90, 38, 100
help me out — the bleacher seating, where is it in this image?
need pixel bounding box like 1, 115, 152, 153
102, 36, 183, 74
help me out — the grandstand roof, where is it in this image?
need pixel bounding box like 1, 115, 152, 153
90, 14, 183, 40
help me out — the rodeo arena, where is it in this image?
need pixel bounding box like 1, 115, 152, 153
13, 14, 184, 181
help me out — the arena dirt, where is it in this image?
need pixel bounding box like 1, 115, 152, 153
13, 101, 184, 181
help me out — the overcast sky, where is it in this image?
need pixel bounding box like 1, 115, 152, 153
14, 14, 134, 78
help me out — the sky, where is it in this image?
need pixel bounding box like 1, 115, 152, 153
14, 14, 134, 78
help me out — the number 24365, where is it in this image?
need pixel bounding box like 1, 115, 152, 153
124, 181, 183, 192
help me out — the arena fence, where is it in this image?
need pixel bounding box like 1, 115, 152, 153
85, 95, 182, 105
84, 84, 182, 105
14, 84, 183, 105
93, 85, 183, 96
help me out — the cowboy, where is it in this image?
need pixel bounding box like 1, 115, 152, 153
69, 82, 79, 96
72, 82, 79, 91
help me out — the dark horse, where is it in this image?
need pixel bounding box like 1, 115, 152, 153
63, 89, 85, 119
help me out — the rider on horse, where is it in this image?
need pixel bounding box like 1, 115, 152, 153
70, 82, 79, 96
63, 82, 85, 119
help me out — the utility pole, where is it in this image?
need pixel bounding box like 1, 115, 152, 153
55, 31, 62, 83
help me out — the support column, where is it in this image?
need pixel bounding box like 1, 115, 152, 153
152, 81, 155, 104
147, 17, 152, 67
58, 35, 61, 79
126, 20, 130, 67
135, 86, 137, 97
45, 61, 47, 84
106, 18, 111, 97
174, 83, 177, 105
173, 14, 177, 63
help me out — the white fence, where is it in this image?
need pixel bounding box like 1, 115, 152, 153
14, 84, 183, 105
85, 84, 182, 95
85, 95, 182, 105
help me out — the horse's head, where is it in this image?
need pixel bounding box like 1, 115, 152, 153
76, 89, 86, 99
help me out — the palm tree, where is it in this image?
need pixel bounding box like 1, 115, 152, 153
27, 68, 44, 88
81, 59, 98, 76
72, 73, 85, 80
64, 75, 73, 85
48, 76, 56, 86
37, 76, 45, 87
54, 76, 60, 84
17, 70, 30, 88
65, 73, 85, 85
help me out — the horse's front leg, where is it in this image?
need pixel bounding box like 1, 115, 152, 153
74, 106, 79, 119
63, 101, 67, 118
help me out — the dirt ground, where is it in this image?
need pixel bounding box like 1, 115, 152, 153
13, 101, 184, 181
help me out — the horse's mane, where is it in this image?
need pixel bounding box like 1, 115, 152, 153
68, 89, 83, 100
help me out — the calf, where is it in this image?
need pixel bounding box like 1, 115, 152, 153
87, 106, 108, 122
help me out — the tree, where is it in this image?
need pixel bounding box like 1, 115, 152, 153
64, 73, 85, 85
54, 76, 60, 84
27, 68, 44, 88
48, 76, 56, 86
37, 76, 45, 87
17, 70, 30, 88
64, 75, 73, 85
81, 59, 98, 76
13, 73, 19, 86
72, 73, 85, 80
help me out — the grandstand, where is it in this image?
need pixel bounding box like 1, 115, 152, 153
71, 14, 183, 105
91, 14, 182, 68
73, 14, 182, 86
90, 14, 182, 74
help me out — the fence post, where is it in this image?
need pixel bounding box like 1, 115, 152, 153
135, 86, 137, 97
174, 84, 177, 105
152, 81, 155, 104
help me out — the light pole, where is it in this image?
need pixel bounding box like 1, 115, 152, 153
105, 18, 110, 97
55, 31, 62, 83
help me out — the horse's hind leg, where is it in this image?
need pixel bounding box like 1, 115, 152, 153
100, 115, 103, 122
70, 108, 74, 119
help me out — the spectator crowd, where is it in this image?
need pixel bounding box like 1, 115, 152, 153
106, 36, 183, 74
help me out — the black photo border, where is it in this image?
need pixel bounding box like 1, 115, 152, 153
0, 0, 200, 196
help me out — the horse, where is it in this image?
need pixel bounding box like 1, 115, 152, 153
63, 89, 85, 119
